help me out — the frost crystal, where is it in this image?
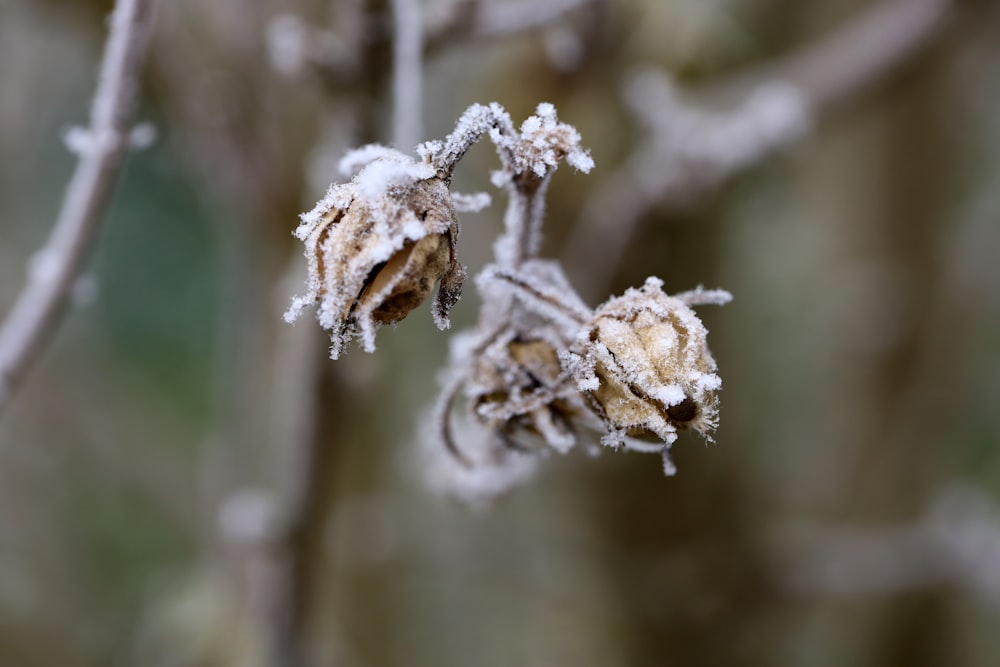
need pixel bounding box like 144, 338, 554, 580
450, 192, 492, 213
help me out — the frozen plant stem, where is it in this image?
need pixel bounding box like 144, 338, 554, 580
430, 103, 516, 179
0, 0, 155, 416
430, 102, 592, 269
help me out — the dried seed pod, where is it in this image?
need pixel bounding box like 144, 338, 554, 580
470, 333, 580, 453
284, 151, 465, 358
563, 277, 727, 462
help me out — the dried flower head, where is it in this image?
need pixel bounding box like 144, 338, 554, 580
446, 261, 592, 459
562, 277, 731, 473
284, 148, 465, 358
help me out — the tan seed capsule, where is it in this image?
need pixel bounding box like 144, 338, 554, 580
565, 277, 723, 451
285, 153, 466, 358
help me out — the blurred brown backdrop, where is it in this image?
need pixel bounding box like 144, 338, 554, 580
1, 0, 1000, 666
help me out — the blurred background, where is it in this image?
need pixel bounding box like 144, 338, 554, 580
2, 0, 1000, 665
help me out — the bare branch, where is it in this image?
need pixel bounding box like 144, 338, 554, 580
0, 0, 155, 416
562, 0, 954, 297
564, 71, 809, 297
704, 0, 952, 109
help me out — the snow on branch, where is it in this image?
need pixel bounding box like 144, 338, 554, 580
0, 0, 155, 416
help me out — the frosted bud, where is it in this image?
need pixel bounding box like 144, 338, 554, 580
285, 150, 466, 358
564, 277, 725, 450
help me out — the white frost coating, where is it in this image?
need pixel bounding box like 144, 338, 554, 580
511, 102, 594, 176
354, 158, 436, 198
338, 144, 407, 176
674, 286, 734, 306
415, 140, 443, 161
429, 102, 515, 175
129, 121, 157, 149
285, 102, 593, 358
266, 14, 307, 76
652, 384, 686, 408
420, 370, 540, 504
64, 121, 156, 154
428, 101, 592, 184
218, 490, 278, 544
450, 191, 492, 213
476, 262, 591, 329
423, 259, 599, 500
27, 249, 60, 284
661, 450, 677, 476
63, 127, 92, 155
422, 427, 539, 504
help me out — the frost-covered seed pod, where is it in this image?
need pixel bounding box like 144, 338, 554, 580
285, 152, 466, 358
565, 277, 724, 450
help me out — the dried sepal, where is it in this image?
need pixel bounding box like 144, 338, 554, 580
284, 149, 465, 358
433, 261, 592, 467
562, 277, 730, 472
422, 367, 541, 504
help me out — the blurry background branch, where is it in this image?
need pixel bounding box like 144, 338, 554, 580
424, 0, 595, 54
0, 0, 154, 416
563, 0, 954, 298
392, 0, 424, 151
776, 487, 1000, 602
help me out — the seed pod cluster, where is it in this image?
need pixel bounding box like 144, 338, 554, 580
442, 265, 726, 480
284, 151, 465, 358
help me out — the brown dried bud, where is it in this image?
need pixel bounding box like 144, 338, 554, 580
564, 277, 727, 460
469, 334, 582, 452
285, 151, 465, 358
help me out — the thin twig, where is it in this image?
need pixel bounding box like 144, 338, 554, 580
0, 0, 155, 416
392, 0, 423, 152
562, 0, 953, 298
